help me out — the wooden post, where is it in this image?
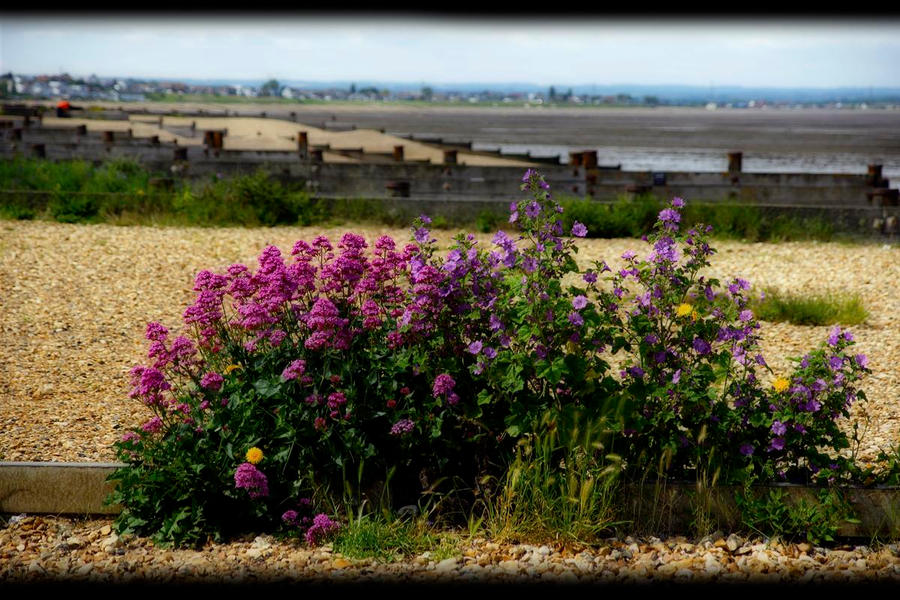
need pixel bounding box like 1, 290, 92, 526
298, 131, 308, 154
103, 131, 114, 143
393, 145, 404, 162
31, 143, 46, 158
582, 150, 598, 169
868, 164, 884, 187
443, 150, 457, 165
728, 152, 743, 173
569, 151, 583, 167
310, 149, 323, 163
174, 147, 188, 161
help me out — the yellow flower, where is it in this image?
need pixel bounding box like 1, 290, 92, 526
224, 364, 242, 374
676, 303, 693, 317
691, 309, 699, 321
245, 447, 263, 464
773, 377, 790, 393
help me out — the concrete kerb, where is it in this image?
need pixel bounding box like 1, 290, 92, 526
2, 461, 900, 540
0, 462, 124, 515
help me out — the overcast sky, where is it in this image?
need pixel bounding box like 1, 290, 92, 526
2, 16, 900, 88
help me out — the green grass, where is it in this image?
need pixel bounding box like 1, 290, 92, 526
482, 410, 623, 546
331, 513, 460, 563
750, 287, 869, 326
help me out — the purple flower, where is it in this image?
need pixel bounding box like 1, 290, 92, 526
829, 355, 844, 370
621, 250, 636, 261
739, 309, 753, 322
739, 444, 754, 456
390, 419, 415, 436
200, 371, 223, 392
414, 227, 430, 244
282, 510, 300, 526
692, 337, 711, 355
568, 312, 584, 327
484, 346, 498, 359
141, 417, 163, 433
571, 222, 588, 237
771, 420, 787, 436
583, 271, 597, 284
468, 340, 483, 355
234, 462, 269, 498
572, 295, 588, 310
305, 514, 340, 546
855, 354, 868, 368
432, 373, 456, 397
626, 365, 645, 378
769, 438, 786, 452
827, 326, 841, 346
672, 369, 681, 384
281, 359, 307, 381
525, 201, 541, 219
671, 197, 685, 208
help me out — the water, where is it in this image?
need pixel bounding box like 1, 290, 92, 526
473, 143, 900, 179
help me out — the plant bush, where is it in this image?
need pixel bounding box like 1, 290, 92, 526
110, 168, 882, 548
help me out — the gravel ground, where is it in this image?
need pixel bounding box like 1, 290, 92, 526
2, 515, 900, 584
1, 220, 900, 583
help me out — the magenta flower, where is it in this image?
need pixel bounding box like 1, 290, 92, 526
234, 462, 269, 499
390, 419, 415, 436
200, 371, 223, 392
281, 359, 307, 381
432, 374, 456, 397
305, 514, 340, 546
140, 417, 163, 433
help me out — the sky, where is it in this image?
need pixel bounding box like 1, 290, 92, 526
2, 15, 900, 88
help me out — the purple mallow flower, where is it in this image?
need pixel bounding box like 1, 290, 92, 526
692, 337, 711, 355
739, 444, 754, 456
572, 295, 588, 310
468, 340, 483, 355
571, 222, 588, 237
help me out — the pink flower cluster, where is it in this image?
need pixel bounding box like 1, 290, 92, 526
234, 462, 269, 499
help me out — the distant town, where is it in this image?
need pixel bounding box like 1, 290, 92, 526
3, 72, 900, 110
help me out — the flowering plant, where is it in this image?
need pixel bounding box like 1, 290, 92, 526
110, 168, 878, 547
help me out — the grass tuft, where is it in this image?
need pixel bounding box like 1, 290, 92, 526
332, 513, 460, 563
750, 287, 869, 326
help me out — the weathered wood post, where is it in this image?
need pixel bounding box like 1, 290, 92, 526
297, 131, 308, 158
867, 164, 885, 187
728, 151, 743, 173
393, 145, 404, 162
569, 151, 584, 167
443, 149, 457, 165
